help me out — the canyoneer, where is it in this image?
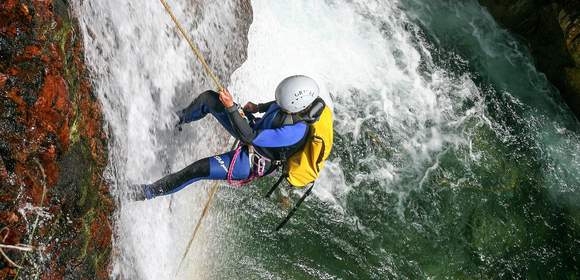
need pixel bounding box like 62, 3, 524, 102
132, 75, 333, 201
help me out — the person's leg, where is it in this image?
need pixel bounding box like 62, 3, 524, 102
139, 147, 252, 199
142, 157, 210, 199
207, 146, 252, 181
177, 90, 239, 137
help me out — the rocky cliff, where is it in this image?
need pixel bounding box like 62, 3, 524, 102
0, 0, 112, 279
1, 0, 254, 278
478, 0, 580, 119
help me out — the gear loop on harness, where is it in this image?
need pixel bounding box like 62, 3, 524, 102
227, 144, 275, 187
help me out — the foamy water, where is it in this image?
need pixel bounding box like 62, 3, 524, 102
74, 0, 249, 278
230, 0, 484, 209
74, 0, 580, 278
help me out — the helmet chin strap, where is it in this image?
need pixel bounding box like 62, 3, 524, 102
282, 114, 295, 126
280, 98, 326, 126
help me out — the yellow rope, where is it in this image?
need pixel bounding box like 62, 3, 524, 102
158, 1, 234, 275
175, 141, 237, 277
175, 181, 219, 276
159, 0, 224, 92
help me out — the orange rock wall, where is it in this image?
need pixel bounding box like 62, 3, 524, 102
0, 0, 113, 279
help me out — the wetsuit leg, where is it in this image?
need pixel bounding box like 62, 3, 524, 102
143, 147, 252, 199
144, 157, 210, 198
177, 90, 239, 137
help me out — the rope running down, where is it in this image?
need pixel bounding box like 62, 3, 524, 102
158, 0, 229, 276
159, 0, 224, 92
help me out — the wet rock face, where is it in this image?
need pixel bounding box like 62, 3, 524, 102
478, 0, 580, 119
0, 0, 113, 279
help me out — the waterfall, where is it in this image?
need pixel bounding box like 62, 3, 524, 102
75, 0, 580, 278
74, 0, 250, 278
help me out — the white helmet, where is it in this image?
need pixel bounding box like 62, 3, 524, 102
275, 75, 320, 113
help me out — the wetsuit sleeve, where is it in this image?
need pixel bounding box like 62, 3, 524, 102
257, 101, 276, 113
252, 122, 308, 147
226, 104, 257, 144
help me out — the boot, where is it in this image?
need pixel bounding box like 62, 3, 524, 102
128, 184, 153, 201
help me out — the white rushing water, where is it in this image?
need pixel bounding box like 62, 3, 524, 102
74, 0, 250, 279
74, 0, 506, 278
230, 0, 483, 210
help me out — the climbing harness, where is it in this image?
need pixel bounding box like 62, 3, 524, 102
227, 145, 264, 186
227, 144, 283, 187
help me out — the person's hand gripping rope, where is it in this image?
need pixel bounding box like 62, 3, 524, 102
218, 88, 234, 108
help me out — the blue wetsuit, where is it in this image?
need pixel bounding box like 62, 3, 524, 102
141, 90, 309, 199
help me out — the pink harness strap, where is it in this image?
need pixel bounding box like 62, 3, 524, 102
227, 145, 269, 187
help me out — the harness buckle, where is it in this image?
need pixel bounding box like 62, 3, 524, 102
247, 145, 256, 167
247, 145, 272, 177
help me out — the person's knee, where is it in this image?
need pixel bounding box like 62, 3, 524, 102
200, 90, 218, 98
198, 90, 219, 103
197, 90, 223, 112
183, 158, 210, 179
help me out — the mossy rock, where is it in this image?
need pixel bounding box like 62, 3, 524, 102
53, 140, 99, 215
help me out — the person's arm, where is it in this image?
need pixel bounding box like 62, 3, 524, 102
243, 101, 275, 113
226, 106, 309, 147
252, 122, 308, 147
226, 104, 258, 144
218, 88, 258, 143
256, 101, 276, 113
